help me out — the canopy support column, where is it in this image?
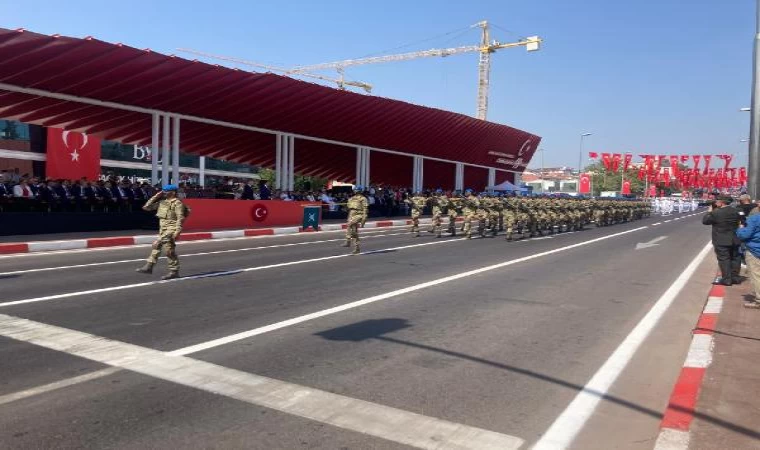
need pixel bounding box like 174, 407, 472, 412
487, 168, 496, 193
161, 114, 170, 186
199, 156, 206, 187
413, 156, 424, 192
287, 135, 295, 192
455, 163, 464, 192
355, 147, 370, 186
171, 116, 180, 184
151, 113, 159, 186
275, 133, 283, 190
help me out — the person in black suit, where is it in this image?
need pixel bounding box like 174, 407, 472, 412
703, 196, 742, 285
241, 180, 255, 200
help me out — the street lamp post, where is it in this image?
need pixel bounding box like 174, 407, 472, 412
748, 0, 760, 199
578, 133, 592, 192
539, 148, 545, 193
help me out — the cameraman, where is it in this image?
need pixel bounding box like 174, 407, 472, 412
703, 196, 741, 286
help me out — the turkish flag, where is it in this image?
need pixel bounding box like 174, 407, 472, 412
46, 128, 101, 180
588, 151, 599, 159
621, 180, 631, 195
681, 155, 690, 164
702, 155, 712, 175
649, 185, 657, 197
692, 155, 701, 170
669, 155, 680, 178
579, 173, 591, 194
623, 153, 633, 172
601, 153, 612, 171
612, 154, 622, 172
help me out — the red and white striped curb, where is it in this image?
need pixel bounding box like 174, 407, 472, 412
653, 284, 724, 450
0, 217, 460, 255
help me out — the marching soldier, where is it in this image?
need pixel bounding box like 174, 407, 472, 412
406, 191, 427, 237
136, 184, 187, 280
503, 195, 518, 241
447, 192, 461, 236
428, 189, 446, 238
462, 189, 480, 239
342, 186, 368, 254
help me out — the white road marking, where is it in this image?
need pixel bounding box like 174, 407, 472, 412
0, 225, 412, 260
703, 297, 723, 314
0, 368, 120, 405
531, 241, 713, 450
0, 226, 650, 405
664, 220, 672, 223
0, 230, 407, 277
653, 428, 690, 450
0, 236, 465, 308
653, 223, 662, 226
684, 334, 714, 369
0, 314, 524, 450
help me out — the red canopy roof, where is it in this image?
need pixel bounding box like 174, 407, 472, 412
0, 28, 540, 185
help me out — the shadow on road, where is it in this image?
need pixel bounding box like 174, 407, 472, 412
316, 318, 760, 441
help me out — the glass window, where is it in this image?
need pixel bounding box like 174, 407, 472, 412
0, 120, 31, 141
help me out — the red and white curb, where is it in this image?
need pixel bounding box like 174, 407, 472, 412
653, 284, 724, 450
0, 218, 460, 255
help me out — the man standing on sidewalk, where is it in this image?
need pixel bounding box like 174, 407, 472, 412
702, 196, 741, 286
136, 185, 187, 280
737, 209, 760, 308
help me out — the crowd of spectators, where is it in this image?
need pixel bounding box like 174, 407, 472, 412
1, 168, 417, 218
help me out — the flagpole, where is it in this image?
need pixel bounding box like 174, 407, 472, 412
749, 0, 760, 199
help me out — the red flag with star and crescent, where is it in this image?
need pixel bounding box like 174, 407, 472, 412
46, 128, 101, 180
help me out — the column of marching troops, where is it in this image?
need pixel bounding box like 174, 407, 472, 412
408, 190, 652, 240
343, 187, 652, 254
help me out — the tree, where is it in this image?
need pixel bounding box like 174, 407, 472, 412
583, 161, 647, 196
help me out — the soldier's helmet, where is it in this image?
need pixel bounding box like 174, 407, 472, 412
436, 188, 443, 194
353, 185, 364, 192
464, 188, 473, 195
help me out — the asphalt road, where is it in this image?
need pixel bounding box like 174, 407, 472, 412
0, 210, 717, 449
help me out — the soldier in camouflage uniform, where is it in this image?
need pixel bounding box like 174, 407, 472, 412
428, 189, 445, 238
476, 193, 490, 237
136, 184, 187, 280
406, 192, 428, 237
461, 189, 480, 239
503, 195, 518, 241
447, 192, 461, 236
342, 186, 368, 254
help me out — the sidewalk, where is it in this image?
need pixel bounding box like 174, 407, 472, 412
0, 216, 448, 255
688, 278, 760, 450
655, 271, 760, 449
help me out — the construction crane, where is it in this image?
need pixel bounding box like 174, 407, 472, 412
176, 48, 373, 93
288, 21, 541, 120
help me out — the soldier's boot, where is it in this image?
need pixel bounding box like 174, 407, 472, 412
341, 239, 351, 247
491, 227, 498, 237
352, 243, 360, 255
161, 271, 179, 280
135, 262, 154, 274
505, 232, 513, 241
436, 229, 442, 238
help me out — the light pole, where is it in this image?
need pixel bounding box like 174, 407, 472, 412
748, 0, 760, 199
578, 133, 592, 192
539, 148, 545, 193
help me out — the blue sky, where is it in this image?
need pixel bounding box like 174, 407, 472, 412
4, 0, 757, 168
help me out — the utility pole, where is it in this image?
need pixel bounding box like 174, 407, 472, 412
749, 0, 760, 199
